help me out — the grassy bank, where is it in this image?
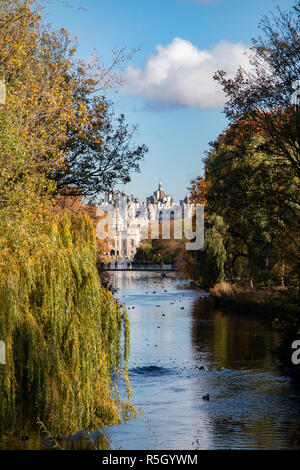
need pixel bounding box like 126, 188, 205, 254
210, 282, 300, 321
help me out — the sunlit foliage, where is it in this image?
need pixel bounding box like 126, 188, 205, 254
0, 0, 136, 437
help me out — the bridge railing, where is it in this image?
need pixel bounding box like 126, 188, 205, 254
101, 263, 175, 271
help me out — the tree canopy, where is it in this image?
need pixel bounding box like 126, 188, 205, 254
0, 0, 147, 201
187, 1, 300, 292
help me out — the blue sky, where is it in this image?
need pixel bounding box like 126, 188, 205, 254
45, 0, 294, 201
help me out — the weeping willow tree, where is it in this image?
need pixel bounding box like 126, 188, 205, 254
184, 214, 227, 290
0, 211, 134, 437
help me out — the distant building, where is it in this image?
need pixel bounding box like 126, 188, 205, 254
146, 181, 174, 206
97, 182, 193, 259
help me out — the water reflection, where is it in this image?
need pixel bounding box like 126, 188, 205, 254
105, 272, 300, 450
0, 431, 109, 450
190, 300, 280, 370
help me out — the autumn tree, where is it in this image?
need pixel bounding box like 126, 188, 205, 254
187, 2, 300, 291
189, 175, 209, 205
0, 1, 136, 436
0, 0, 146, 200
54, 97, 148, 197
214, 1, 300, 178
188, 117, 299, 289
212, 1, 300, 289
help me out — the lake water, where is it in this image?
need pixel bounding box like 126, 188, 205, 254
105, 271, 300, 450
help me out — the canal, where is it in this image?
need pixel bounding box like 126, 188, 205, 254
105, 271, 300, 450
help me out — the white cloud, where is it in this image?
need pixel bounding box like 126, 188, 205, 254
124, 38, 251, 110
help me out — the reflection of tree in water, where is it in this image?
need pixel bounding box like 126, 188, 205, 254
190, 298, 280, 371
190, 298, 300, 449
0, 431, 110, 451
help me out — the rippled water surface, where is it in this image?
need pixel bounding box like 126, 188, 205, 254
105, 272, 300, 450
